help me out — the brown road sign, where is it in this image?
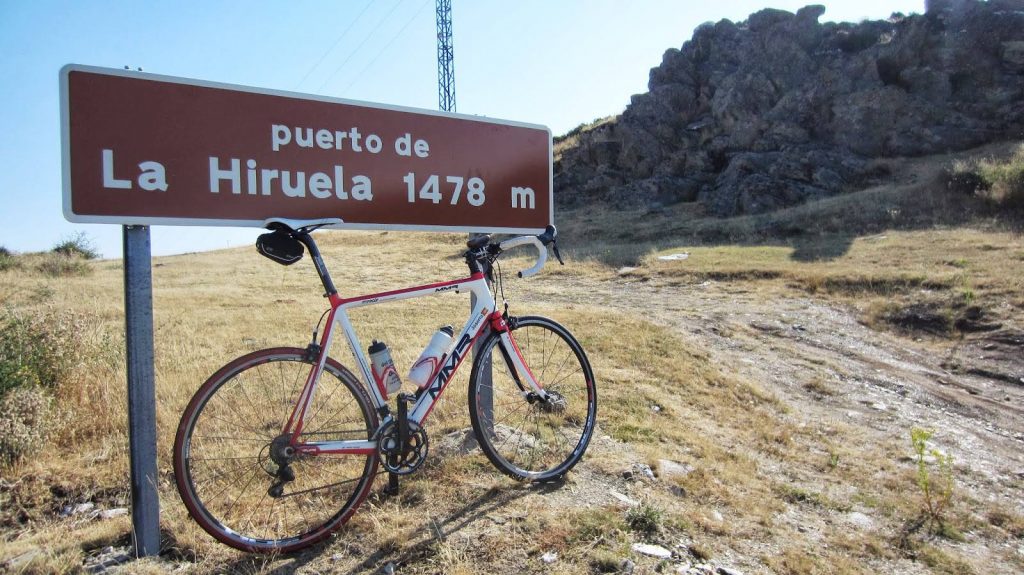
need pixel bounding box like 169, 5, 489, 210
60, 65, 552, 233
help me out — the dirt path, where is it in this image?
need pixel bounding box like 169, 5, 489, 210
538, 271, 1024, 470
525, 272, 1024, 560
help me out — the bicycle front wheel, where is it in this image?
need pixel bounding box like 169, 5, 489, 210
173, 348, 379, 553
468, 316, 597, 481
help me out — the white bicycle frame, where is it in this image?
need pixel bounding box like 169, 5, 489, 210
281, 264, 547, 458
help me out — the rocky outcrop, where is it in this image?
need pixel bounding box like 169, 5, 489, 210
555, 0, 1024, 216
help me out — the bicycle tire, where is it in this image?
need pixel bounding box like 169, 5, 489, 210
173, 347, 379, 553
468, 316, 597, 481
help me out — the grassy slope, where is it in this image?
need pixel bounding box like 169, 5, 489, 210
3, 232, 757, 573
1, 142, 1023, 574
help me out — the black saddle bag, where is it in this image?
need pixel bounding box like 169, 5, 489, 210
256, 229, 304, 265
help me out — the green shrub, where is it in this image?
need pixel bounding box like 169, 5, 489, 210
625, 502, 663, 536
0, 308, 86, 397
910, 427, 955, 533
0, 386, 58, 467
0, 308, 87, 466
0, 247, 19, 272
947, 144, 1024, 211
52, 231, 99, 260
36, 253, 92, 277
976, 144, 1024, 210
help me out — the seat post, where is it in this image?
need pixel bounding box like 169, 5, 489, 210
296, 232, 338, 297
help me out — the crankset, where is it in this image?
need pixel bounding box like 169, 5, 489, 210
377, 419, 429, 475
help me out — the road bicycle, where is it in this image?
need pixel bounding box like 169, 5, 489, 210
172, 219, 597, 553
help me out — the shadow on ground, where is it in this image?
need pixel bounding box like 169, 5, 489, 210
208, 479, 566, 575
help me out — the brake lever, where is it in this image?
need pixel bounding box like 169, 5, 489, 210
551, 240, 565, 266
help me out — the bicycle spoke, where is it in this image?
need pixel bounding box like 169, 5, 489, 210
278, 474, 364, 499
471, 318, 595, 481
543, 349, 575, 388
192, 435, 268, 442
175, 350, 378, 551
208, 393, 268, 439
204, 461, 262, 511
228, 372, 276, 434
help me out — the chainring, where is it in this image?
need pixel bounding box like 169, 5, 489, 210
376, 419, 429, 475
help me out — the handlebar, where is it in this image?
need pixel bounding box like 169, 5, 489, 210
264, 217, 564, 280
499, 235, 547, 278
494, 225, 563, 278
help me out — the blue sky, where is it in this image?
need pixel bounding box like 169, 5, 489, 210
1, 1, 922, 258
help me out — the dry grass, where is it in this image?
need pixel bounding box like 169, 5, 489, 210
4, 141, 1023, 571
557, 227, 1023, 341
0, 230, 832, 572
4, 231, 739, 572
950, 142, 1024, 211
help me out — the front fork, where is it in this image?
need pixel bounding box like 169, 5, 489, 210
489, 312, 547, 401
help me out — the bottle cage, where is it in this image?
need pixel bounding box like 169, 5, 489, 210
256, 229, 305, 266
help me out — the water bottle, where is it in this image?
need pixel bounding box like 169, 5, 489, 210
407, 326, 454, 388
368, 340, 402, 396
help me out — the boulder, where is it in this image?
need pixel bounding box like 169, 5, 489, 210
555, 0, 1024, 216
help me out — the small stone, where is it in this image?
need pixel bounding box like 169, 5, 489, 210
670, 485, 687, 498
610, 490, 639, 507
623, 463, 656, 482
675, 563, 693, 574
618, 266, 638, 275
99, 508, 129, 520
711, 510, 724, 522
72, 502, 95, 515
541, 551, 558, 564
621, 559, 636, 574
658, 253, 690, 261
632, 542, 672, 559
383, 562, 396, 575
718, 567, 744, 575
658, 459, 695, 479
7, 549, 42, 570
847, 511, 874, 529
84, 546, 133, 573
870, 402, 887, 411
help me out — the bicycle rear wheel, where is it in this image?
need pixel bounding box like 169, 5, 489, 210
468, 316, 597, 481
173, 348, 378, 553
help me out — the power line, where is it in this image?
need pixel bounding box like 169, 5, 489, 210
316, 0, 409, 94
340, 0, 432, 97
295, 0, 374, 91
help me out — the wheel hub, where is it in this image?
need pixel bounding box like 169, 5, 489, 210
261, 433, 298, 498
269, 433, 296, 466
538, 390, 567, 414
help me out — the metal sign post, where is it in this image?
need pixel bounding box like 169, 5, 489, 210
471, 237, 494, 437
122, 225, 160, 556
